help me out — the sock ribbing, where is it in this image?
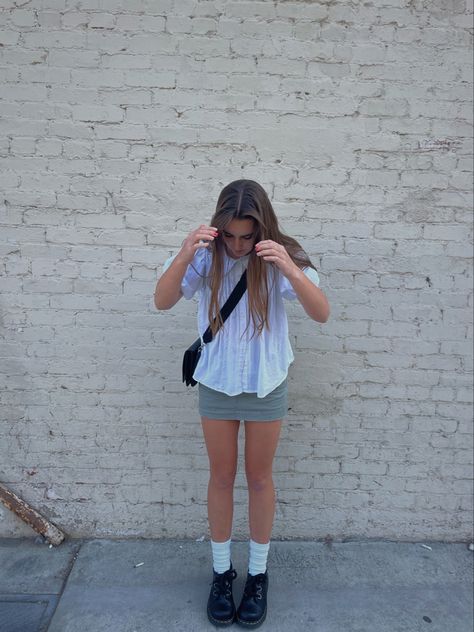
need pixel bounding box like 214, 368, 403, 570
211, 538, 231, 573
248, 539, 270, 576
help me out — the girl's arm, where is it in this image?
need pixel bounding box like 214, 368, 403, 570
154, 253, 188, 310
255, 240, 330, 323
282, 266, 330, 323
154, 224, 218, 310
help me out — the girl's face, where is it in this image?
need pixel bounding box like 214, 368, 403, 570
221, 218, 257, 259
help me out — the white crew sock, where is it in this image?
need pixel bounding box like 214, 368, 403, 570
211, 538, 232, 573
248, 539, 270, 576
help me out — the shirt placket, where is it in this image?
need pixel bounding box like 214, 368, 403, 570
235, 261, 248, 391
237, 298, 247, 390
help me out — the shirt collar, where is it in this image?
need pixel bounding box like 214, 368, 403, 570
223, 250, 250, 273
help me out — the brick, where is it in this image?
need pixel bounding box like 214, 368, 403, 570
294, 458, 340, 474
424, 224, 471, 241
225, 2, 276, 19
0, 0, 471, 542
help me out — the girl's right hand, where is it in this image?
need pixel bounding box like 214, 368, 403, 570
178, 225, 218, 264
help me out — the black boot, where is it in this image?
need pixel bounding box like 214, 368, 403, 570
207, 564, 238, 627
236, 571, 268, 628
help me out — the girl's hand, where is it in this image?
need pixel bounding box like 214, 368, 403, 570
255, 240, 299, 278
178, 224, 218, 264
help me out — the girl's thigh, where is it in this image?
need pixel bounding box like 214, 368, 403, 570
201, 417, 240, 474
244, 420, 282, 475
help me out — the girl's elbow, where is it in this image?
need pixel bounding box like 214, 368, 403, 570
154, 290, 182, 310
315, 304, 330, 323
320, 297, 330, 323
154, 294, 171, 310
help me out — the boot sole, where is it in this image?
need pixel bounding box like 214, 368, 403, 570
236, 608, 267, 628
207, 607, 236, 628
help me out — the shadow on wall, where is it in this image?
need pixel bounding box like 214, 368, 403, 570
287, 350, 344, 418
0, 295, 39, 536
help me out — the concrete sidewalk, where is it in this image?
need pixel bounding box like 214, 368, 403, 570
0, 538, 472, 632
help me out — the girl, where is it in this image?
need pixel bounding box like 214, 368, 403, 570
154, 179, 330, 628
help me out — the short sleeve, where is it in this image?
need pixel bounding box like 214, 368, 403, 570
279, 266, 320, 300
162, 248, 208, 299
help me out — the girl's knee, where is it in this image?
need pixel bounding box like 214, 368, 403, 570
245, 471, 273, 493
209, 470, 237, 490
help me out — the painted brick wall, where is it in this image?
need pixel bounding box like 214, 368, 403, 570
0, 0, 472, 540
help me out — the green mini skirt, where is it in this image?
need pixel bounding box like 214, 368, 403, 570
198, 378, 288, 422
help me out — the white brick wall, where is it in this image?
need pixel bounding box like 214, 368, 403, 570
0, 0, 472, 541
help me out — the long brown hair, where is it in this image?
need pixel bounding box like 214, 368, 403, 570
208, 179, 317, 337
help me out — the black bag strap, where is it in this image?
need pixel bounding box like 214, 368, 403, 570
202, 269, 247, 344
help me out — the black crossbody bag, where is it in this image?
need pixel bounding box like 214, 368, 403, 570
182, 270, 247, 387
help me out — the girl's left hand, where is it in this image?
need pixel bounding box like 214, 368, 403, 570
255, 240, 299, 278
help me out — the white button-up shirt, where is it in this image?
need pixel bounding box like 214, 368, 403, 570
163, 248, 320, 398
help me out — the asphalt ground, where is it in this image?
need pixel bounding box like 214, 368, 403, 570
0, 538, 472, 632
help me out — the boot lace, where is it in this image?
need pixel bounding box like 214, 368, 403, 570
212, 568, 237, 598
243, 574, 265, 601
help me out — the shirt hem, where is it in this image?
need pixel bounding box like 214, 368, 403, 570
197, 371, 289, 399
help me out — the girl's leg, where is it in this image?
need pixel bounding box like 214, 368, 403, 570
244, 420, 282, 543
201, 417, 240, 542
202, 418, 241, 627
236, 420, 281, 628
